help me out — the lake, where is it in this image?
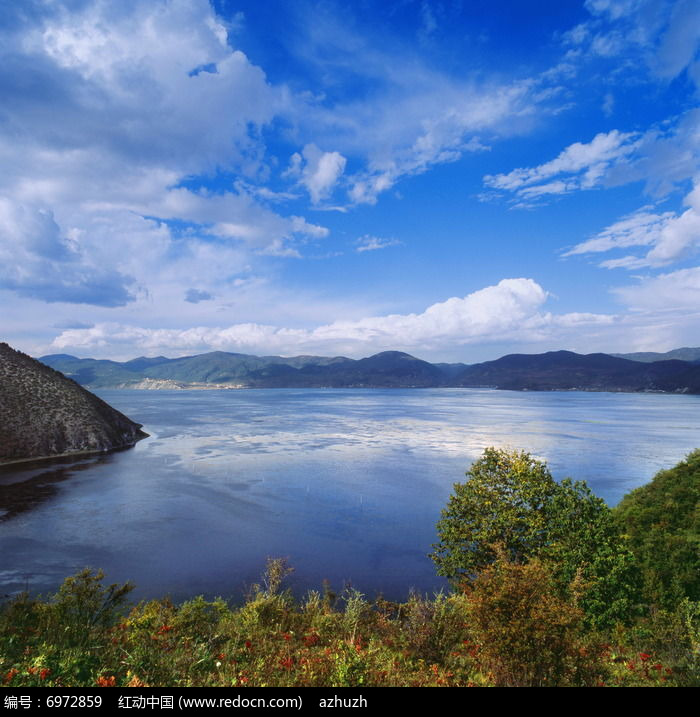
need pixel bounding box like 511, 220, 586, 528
1, 388, 699, 603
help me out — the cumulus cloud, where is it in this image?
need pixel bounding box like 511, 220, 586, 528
51, 278, 615, 357
0, 198, 136, 305
0, 0, 330, 308
286, 144, 347, 204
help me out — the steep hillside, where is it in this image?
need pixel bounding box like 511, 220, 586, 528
613, 449, 700, 609
0, 343, 147, 464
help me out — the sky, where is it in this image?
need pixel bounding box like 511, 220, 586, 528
1, 0, 699, 363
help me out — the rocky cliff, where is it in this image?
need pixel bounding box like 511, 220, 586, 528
0, 342, 147, 464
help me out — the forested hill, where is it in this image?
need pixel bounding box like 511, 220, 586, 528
37, 347, 700, 393
452, 350, 700, 392
39, 350, 447, 389
0, 342, 147, 464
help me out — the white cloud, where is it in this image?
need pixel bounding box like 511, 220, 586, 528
285, 8, 555, 206
355, 235, 401, 253
613, 265, 700, 311
484, 130, 639, 202
565, 181, 700, 268
0, 198, 136, 305
571, 0, 700, 90
584, 0, 642, 22
50, 278, 615, 357
0, 0, 330, 307
565, 207, 676, 256
653, 0, 700, 82
287, 144, 347, 204
603, 110, 700, 197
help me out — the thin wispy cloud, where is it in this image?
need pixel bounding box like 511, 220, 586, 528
355, 235, 402, 253
483, 130, 640, 203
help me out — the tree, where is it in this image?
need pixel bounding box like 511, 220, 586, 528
430, 447, 637, 629
463, 547, 604, 687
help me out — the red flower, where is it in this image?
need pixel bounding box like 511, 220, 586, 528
282, 633, 292, 642
245, 640, 252, 650
639, 652, 651, 662
40, 668, 51, 681
3, 669, 18, 685
279, 657, 294, 670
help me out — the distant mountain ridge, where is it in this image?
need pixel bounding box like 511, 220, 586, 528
37, 347, 700, 394
612, 347, 700, 364
40, 350, 450, 389
452, 350, 700, 392
1, 343, 148, 464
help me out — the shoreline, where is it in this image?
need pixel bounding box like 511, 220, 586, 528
0, 434, 149, 468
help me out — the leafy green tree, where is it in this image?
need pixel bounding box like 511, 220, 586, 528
430, 447, 637, 629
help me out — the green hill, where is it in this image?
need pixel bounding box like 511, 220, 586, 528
613, 450, 700, 609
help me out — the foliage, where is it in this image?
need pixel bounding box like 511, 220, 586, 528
462, 547, 604, 686
0, 561, 698, 687
613, 449, 700, 611
430, 447, 637, 628
431, 448, 557, 578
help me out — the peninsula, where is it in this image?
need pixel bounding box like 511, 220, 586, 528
0, 342, 148, 465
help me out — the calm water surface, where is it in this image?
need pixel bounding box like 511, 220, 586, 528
1, 388, 699, 602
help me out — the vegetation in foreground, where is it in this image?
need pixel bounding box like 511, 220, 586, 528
1, 449, 699, 687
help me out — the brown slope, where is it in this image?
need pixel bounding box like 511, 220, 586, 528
0, 342, 148, 464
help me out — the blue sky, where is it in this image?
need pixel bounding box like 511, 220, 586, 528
1, 0, 699, 362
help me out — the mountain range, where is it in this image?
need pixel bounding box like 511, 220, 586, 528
38, 347, 700, 394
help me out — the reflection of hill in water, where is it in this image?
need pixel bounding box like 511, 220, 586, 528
0, 453, 116, 522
